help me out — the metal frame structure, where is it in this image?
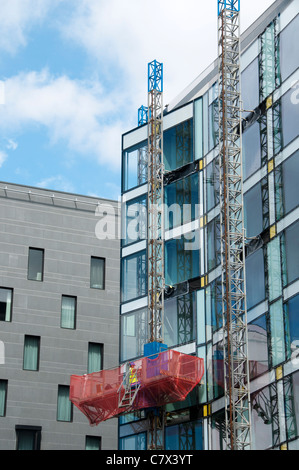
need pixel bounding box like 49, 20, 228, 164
147, 59, 165, 450
217, 0, 252, 450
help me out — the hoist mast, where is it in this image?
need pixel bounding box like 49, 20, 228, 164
217, 0, 252, 450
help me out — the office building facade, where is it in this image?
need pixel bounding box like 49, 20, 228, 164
0, 182, 120, 450
119, 0, 299, 450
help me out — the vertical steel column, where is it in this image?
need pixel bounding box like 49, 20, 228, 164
147, 60, 165, 450
217, 0, 252, 450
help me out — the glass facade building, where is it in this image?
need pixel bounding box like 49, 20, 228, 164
120, 0, 299, 450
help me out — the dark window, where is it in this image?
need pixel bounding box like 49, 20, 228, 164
15, 425, 41, 450
206, 158, 219, 212
28, 248, 44, 281
165, 232, 200, 286
122, 140, 147, 192
245, 248, 265, 310
0, 380, 8, 417
275, 151, 299, 220
90, 257, 105, 289
123, 195, 147, 246
164, 119, 193, 172
244, 183, 263, 238
0, 288, 13, 322
280, 15, 299, 82
285, 294, 299, 361
86, 435, 101, 450
248, 315, 268, 380
23, 335, 40, 371
285, 221, 299, 285
165, 172, 199, 230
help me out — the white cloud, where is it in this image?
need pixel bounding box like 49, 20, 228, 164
36, 175, 75, 193
0, 151, 8, 168
0, 69, 128, 170
0, 0, 60, 54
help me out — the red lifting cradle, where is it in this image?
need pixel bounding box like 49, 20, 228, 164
70, 350, 204, 426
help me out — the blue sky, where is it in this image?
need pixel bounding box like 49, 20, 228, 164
0, 0, 275, 201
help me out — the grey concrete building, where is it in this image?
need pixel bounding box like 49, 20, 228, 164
0, 182, 120, 450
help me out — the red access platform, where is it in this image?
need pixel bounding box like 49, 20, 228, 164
70, 350, 204, 426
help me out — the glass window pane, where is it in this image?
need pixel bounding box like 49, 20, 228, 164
119, 433, 146, 450
165, 232, 200, 286
248, 315, 268, 380
57, 385, 72, 422
23, 335, 40, 371
90, 257, 105, 289
121, 251, 146, 303
241, 58, 259, 115
284, 294, 299, 361
269, 299, 285, 367
242, 121, 261, 180
284, 372, 299, 442
245, 249, 265, 310
280, 15, 299, 82
0, 288, 13, 322
28, 248, 44, 281
121, 308, 148, 361
165, 173, 199, 230
61, 296, 76, 329
281, 88, 299, 149
244, 183, 263, 238
122, 141, 147, 192
194, 98, 203, 160
123, 196, 147, 246
164, 119, 193, 172
251, 386, 273, 450
282, 151, 299, 216
86, 436, 101, 450
267, 237, 282, 302
16, 430, 38, 450
206, 158, 219, 212
165, 420, 203, 450
88, 343, 103, 374
260, 22, 276, 100
285, 221, 299, 285
0, 380, 7, 417
164, 292, 196, 348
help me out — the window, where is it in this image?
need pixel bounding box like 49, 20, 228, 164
88, 343, 103, 374
122, 140, 147, 192
275, 151, 299, 220
165, 419, 204, 450
245, 249, 265, 310
164, 119, 193, 172
90, 257, 105, 289
121, 308, 148, 362
267, 236, 282, 302
119, 432, 147, 450
207, 216, 221, 272
284, 294, 299, 361
0, 288, 13, 322
0, 380, 8, 417
242, 121, 261, 180
28, 248, 44, 281
165, 232, 200, 286
244, 183, 263, 238
57, 385, 72, 422
164, 292, 196, 348
15, 425, 41, 450
283, 372, 299, 443
248, 314, 268, 380
23, 335, 40, 371
86, 435, 101, 450
280, 15, 299, 82
164, 173, 199, 230
206, 158, 219, 212
241, 58, 259, 115
281, 88, 299, 149
61, 296, 76, 329
123, 195, 147, 246
121, 251, 146, 303
251, 385, 275, 450
269, 299, 285, 367
285, 221, 299, 285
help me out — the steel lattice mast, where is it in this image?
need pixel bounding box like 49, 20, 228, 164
147, 60, 165, 450
217, 0, 252, 450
